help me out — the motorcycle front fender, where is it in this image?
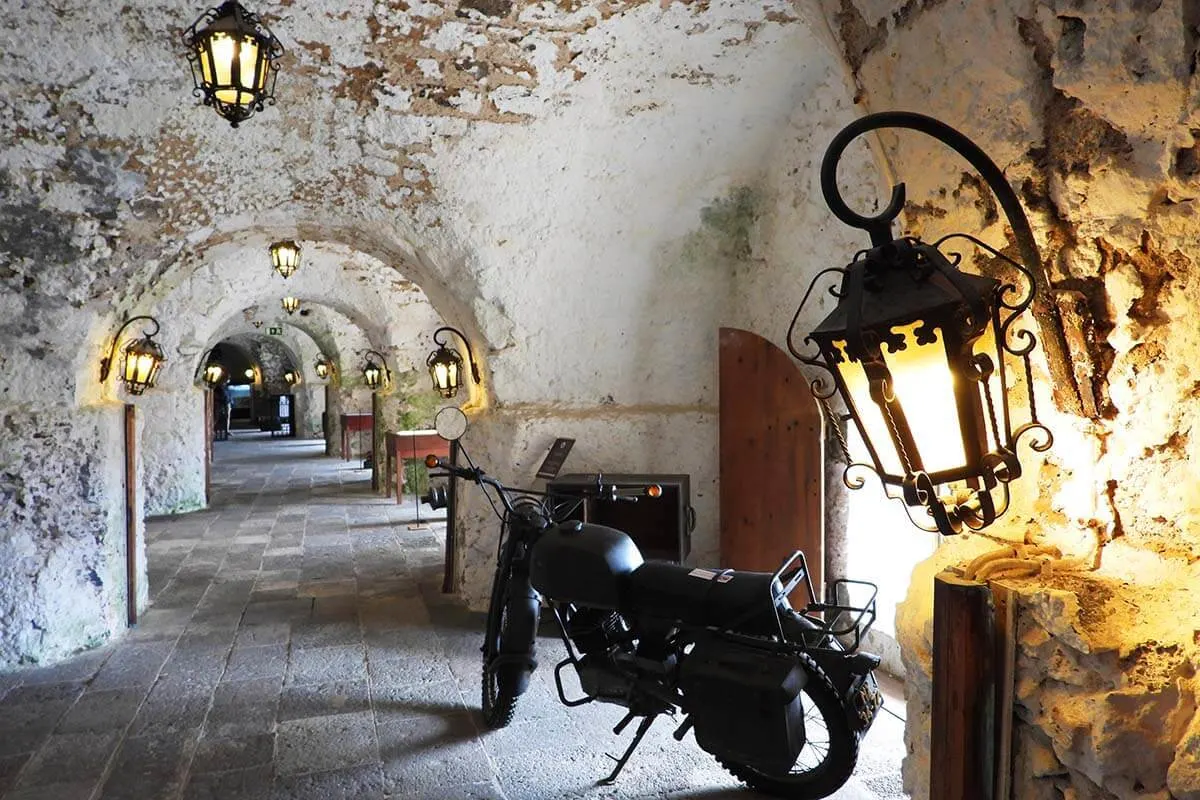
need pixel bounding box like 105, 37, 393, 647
492, 574, 542, 696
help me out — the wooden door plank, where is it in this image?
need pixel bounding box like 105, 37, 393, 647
124, 403, 138, 626
718, 328, 823, 595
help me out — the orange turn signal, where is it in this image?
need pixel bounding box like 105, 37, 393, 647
647, 484, 662, 498
425, 454, 440, 468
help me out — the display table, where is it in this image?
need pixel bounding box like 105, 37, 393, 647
386, 430, 450, 503
340, 413, 373, 460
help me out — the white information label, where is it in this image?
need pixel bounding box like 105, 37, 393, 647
688, 568, 717, 580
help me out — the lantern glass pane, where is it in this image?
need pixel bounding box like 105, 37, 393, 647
211, 33, 235, 88
880, 322, 966, 475
832, 341, 904, 477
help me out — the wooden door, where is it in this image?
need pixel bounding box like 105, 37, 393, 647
719, 328, 823, 595
204, 389, 213, 504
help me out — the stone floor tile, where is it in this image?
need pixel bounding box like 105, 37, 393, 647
15, 730, 122, 787
274, 710, 378, 776
189, 732, 275, 774
6, 780, 99, 800
99, 729, 199, 800
377, 715, 492, 795
182, 764, 273, 800
285, 644, 367, 685
235, 621, 292, 648
89, 642, 174, 690
390, 781, 507, 800
290, 620, 361, 649
371, 679, 465, 725
270, 763, 385, 800
55, 685, 149, 733
224, 644, 288, 681
158, 643, 231, 686
127, 680, 212, 738
278, 680, 370, 722
0, 752, 31, 794
9, 652, 110, 686
206, 677, 280, 738
366, 654, 456, 687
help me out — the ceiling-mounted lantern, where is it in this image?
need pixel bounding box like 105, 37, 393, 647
281, 296, 300, 315
99, 316, 167, 396
183, 1, 285, 128
789, 111, 1053, 537
269, 240, 301, 278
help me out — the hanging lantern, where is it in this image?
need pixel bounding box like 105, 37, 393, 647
203, 364, 225, 385
789, 112, 1052, 536
99, 316, 167, 396
283, 370, 300, 386
281, 296, 300, 315
362, 349, 390, 390
269, 240, 301, 278
426, 326, 482, 399
182, 1, 285, 128
314, 356, 332, 380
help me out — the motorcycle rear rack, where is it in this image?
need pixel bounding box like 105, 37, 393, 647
771, 550, 879, 653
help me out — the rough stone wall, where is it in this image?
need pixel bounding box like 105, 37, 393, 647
815, 1, 1200, 795
0, 408, 131, 666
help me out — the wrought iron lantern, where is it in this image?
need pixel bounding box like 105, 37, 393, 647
362, 349, 390, 391
194, 344, 225, 386
283, 370, 300, 386
182, 1, 284, 128
314, 356, 332, 380
269, 240, 301, 278
244, 368, 257, 381
788, 112, 1052, 536
203, 364, 225, 385
281, 296, 300, 315
99, 316, 167, 396
426, 326, 482, 399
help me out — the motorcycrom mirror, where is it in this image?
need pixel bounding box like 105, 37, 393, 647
434, 406, 468, 441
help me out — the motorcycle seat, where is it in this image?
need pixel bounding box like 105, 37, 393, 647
623, 561, 785, 635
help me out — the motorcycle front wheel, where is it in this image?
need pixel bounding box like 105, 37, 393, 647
481, 561, 527, 729
718, 653, 858, 799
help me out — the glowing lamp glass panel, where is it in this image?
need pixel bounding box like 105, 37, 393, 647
245, 368, 256, 380
281, 297, 299, 315
879, 323, 966, 475
270, 240, 301, 278
427, 346, 464, 398
831, 341, 902, 478
314, 360, 330, 379
363, 362, 383, 389
204, 364, 225, 385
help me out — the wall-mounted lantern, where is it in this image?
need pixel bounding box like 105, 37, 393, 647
194, 344, 225, 386
314, 356, 333, 380
281, 296, 300, 315
426, 326, 482, 399
99, 316, 167, 396
788, 112, 1053, 536
182, 1, 284, 128
269, 240, 301, 278
244, 368, 257, 381
203, 364, 225, 385
362, 349, 390, 391
283, 370, 300, 387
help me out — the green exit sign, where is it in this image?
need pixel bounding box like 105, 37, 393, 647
268, 326, 283, 336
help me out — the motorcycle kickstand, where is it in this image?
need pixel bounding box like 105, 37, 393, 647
598, 712, 657, 786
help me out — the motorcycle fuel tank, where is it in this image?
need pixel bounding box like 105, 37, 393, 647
530, 522, 644, 609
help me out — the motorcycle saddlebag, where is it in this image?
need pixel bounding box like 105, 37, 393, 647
679, 638, 807, 774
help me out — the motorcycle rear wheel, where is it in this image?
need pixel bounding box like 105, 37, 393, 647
481, 565, 520, 729
718, 653, 857, 799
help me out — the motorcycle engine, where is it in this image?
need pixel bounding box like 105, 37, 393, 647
567, 608, 634, 704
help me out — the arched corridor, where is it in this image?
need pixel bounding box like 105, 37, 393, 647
0, 434, 904, 799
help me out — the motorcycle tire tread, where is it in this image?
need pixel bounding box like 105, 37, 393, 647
716, 653, 858, 799
480, 661, 518, 728
481, 562, 521, 729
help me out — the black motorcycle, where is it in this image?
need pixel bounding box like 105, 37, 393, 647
422, 420, 884, 799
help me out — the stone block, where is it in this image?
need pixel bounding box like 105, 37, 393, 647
286, 645, 367, 685
274, 711, 379, 776
291, 621, 362, 649
372, 679, 465, 725
0, 753, 31, 794
182, 765, 273, 800
56, 686, 149, 733
235, 621, 292, 648
271, 763, 386, 800
101, 729, 198, 800
14, 730, 121, 787
224, 644, 289, 681
366, 654, 455, 687
279, 679, 370, 721
89, 643, 172, 689
189, 732, 276, 774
